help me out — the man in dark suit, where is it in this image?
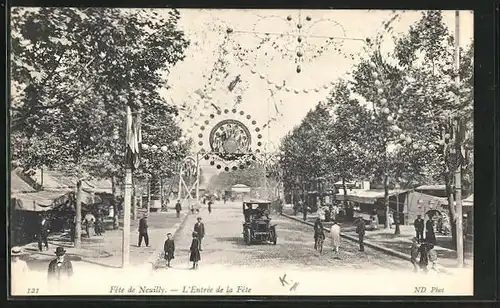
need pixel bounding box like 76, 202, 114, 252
355, 217, 366, 252
48, 247, 73, 289
138, 214, 149, 247
414, 215, 424, 243
193, 217, 205, 251
38, 215, 50, 251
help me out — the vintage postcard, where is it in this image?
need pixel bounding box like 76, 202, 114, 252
9, 8, 474, 296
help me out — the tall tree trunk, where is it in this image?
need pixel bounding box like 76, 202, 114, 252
74, 180, 82, 248
445, 172, 457, 249
384, 173, 390, 229
111, 176, 118, 230
342, 177, 348, 209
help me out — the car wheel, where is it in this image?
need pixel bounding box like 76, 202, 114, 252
245, 229, 251, 245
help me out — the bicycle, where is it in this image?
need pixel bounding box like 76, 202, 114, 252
315, 233, 325, 254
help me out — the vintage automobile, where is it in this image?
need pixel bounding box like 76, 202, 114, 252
242, 200, 277, 245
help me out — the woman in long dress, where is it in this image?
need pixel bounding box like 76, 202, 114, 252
330, 220, 341, 257
189, 232, 201, 269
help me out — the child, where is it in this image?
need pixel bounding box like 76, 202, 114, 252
163, 233, 175, 268
428, 244, 439, 272
418, 241, 429, 273
189, 231, 201, 269
410, 237, 420, 272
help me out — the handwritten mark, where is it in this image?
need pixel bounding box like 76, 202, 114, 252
279, 274, 299, 291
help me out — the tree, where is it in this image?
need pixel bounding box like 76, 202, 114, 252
390, 10, 474, 246
323, 81, 374, 209
10, 7, 190, 247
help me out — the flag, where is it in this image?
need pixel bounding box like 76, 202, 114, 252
126, 106, 142, 170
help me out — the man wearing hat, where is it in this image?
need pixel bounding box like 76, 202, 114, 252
11, 246, 29, 293
11, 246, 29, 274
193, 217, 205, 251
138, 214, 149, 247
48, 247, 73, 285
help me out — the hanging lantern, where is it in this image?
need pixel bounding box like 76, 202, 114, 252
267, 79, 273, 85
260, 74, 266, 79
294, 89, 300, 94
398, 108, 403, 114
421, 145, 427, 151
370, 115, 376, 120
380, 98, 387, 104
399, 133, 406, 140
161, 146, 168, 152
373, 72, 379, 78
444, 133, 450, 139
375, 80, 381, 87
285, 87, 291, 92
383, 107, 390, 114
377, 88, 384, 94
387, 115, 394, 122
171, 140, 178, 147
314, 88, 320, 92
412, 143, 419, 150
323, 85, 329, 89
406, 137, 412, 144
275, 84, 281, 90
250, 69, 257, 74
142, 144, 149, 150
151, 144, 158, 151
296, 65, 301, 73
297, 51, 303, 57
429, 144, 436, 150
303, 89, 309, 94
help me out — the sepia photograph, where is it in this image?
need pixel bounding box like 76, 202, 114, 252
9, 8, 474, 296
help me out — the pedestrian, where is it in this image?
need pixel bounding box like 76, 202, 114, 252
83, 212, 95, 238
388, 213, 394, 229
11, 246, 29, 293
355, 217, 365, 252
208, 200, 212, 214
313, 218, 324, 250
189, 232, 201, 270
410, 237, 420, 272
302, 201, 308, 221
163, 233, 175, 268
190, 204, 195, 214
175, 200, 182, 218
425, 219, 436, 245
414, 215, 424, 243
194, 217, 205, 251
418, 241, 429, 273
38, 214, 50, 251
428, 243, 438, 272
96, 215, 105, 236
330, 220, 341, 257
138, 214, 149, 247
48, 247, 74, 291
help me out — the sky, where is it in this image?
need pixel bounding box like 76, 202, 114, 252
158, 9, 473, 179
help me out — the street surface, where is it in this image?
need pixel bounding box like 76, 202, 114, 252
169, 201, 410, 271
12, 202, 474, 296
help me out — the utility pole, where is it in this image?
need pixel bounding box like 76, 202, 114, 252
122, 105, 133, 268
454, 10, 464, 267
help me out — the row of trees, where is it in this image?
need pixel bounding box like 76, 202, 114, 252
279, 11, 473, 244
11, 8, 191, 246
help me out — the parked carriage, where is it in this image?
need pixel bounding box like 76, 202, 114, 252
242, 200, 277, 245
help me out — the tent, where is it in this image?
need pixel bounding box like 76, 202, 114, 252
11, 171, 36, 194
232, 184, 251, 193
12, 189, 100, 212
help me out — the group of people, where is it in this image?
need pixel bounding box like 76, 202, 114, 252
11, 245, 74, 292
162, 217, 206, 270
313, 218, 342, 256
